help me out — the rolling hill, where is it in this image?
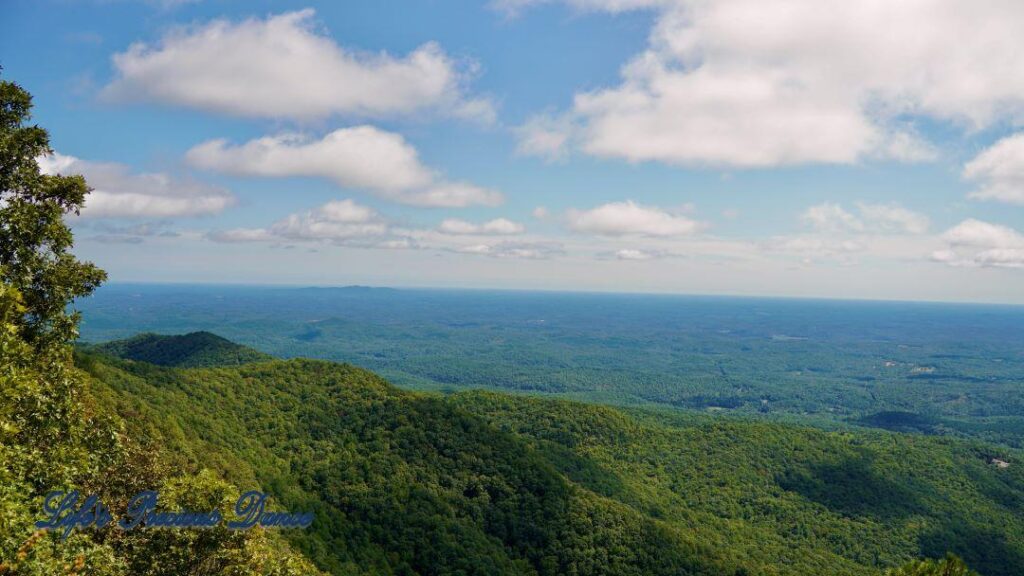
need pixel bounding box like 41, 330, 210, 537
77, 333, 1024, 576
90, 331, 273, 368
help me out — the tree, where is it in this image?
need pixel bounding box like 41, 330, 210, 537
0, 75, 323, 576
886, 554, 979, 576
0, 77, 105, 349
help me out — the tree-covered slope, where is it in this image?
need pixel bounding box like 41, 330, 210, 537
91, 331, 273, 367
81, 353, 741, 576
79, 345, 1024, 576
452, 392, 1024, 576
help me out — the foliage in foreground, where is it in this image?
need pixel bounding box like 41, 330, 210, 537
885, 554, 977, 576
0, 77, 320, 575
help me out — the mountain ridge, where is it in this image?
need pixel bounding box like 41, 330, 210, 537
76, 333, 1024, 576
90, 331, 274, 368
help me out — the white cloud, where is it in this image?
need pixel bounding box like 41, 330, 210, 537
515, 0, 1024, 167
856, 203, 930, 235
406, 183, 504, 208
205, 198, 550, 258
567, 200, 703, 237
515, 115, 571, 160
614, 248, 657, 260
103, 9, 493, 122
532, 206, 550, 220
964, 133, 1024, 205
876, 130, 940, 163
457, 244, 490, 254
187, 127, 502, 207
438, 218, 524, 235
36, 152, 234, 218
269, 199, 389, 242
207, 228, 276, 243
801, 202, 928, 235
271, 214, 389, 242
453, 241, 562, 259
208, 198, 394, 245
769, 236, 863, 258
933, 219, 1024, 268
315, 199, 379, 223
801, 203, 864, 233
942, 219, 1024, 249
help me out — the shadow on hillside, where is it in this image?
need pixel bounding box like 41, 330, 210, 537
533, 440, 629, 499
777, 453, 924, 520
920, 524, 1024, 576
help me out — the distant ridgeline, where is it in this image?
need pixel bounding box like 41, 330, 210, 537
70, 332, 1021, 576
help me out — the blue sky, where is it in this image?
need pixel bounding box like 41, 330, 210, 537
3, 0, 1024, 303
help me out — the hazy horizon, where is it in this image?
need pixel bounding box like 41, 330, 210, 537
90, 279, 1024, 308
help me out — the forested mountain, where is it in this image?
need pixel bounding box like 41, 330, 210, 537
77, 337, 1023, 576
79, 350, 741, 576
90, 331, 273, 367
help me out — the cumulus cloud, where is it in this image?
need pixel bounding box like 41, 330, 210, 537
207, 228, 276, 243
264, 199, 389, 242
941, 219, 1024, 249
206, 198, 547, 258
438, 218, 524, 235
801, 204, 864, 233
272, 213, 389, 242
36, 152, 234, 218
856, 203, 930, 235
209, 200, 555, 259
514, 0, 1024, 167
208, 199, 395, 245
964, 133, 1024, 205
801, 202, 929, 235
567, 200, 703, 236
514, 115, 572, 160
614, 248, 657, 260
932, 219, 1024, 268
453, 241, 562, 259
187, 127, 502, 207
103, 9, 493, 122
